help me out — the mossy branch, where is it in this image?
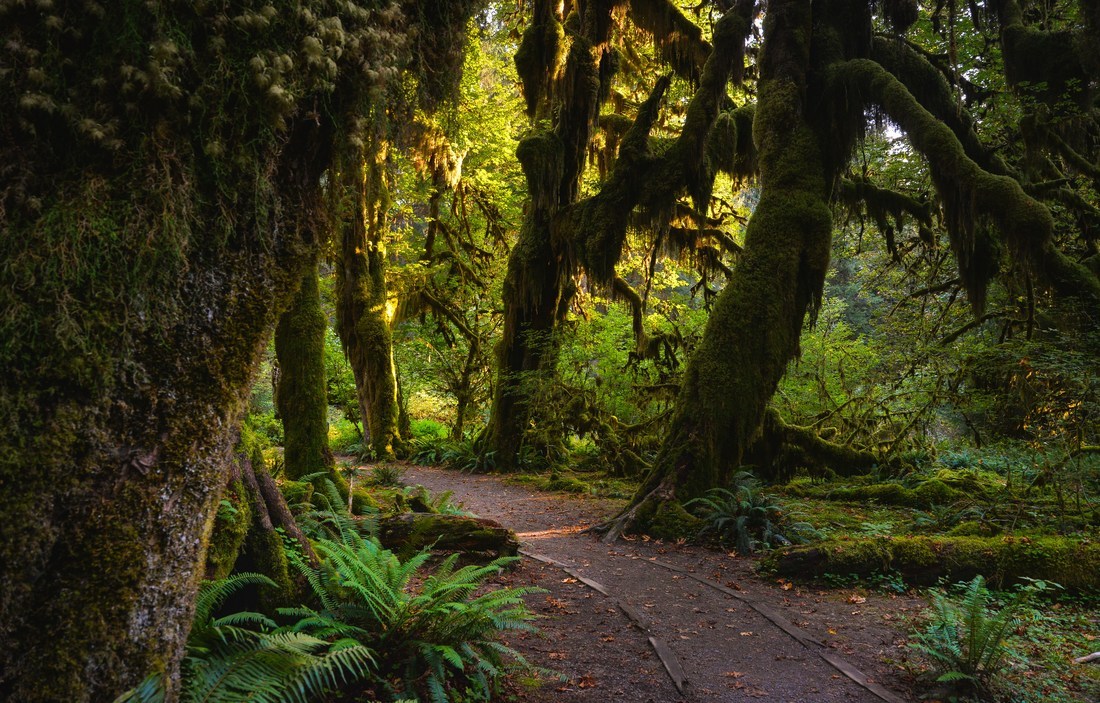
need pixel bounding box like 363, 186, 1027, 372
628, 0, 714, 83
831, 57, 1100, 314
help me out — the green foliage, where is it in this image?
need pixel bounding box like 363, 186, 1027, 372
411, 435, 494, 473
292, 476, 375, 545
287, 535, 545, 702
115, 573, 375, 703
909, 576, 1057, 695
366, 464, 406, 488
686, 472, 821, 553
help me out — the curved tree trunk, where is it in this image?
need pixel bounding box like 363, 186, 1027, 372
608, 0, 834, 536
482, 0, 612, 470
275, 261, 337, 481
337, 146, 404, 461
0, 129, 330, 702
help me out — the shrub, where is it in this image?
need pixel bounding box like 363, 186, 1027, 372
368, 463, 406, 487
115, 573, 375, 703
287, 535, 545, 702
686, 472, 821, 553
910, 575, 1056, 695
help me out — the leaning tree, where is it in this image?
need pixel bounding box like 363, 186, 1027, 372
604, 0, 1100, 536
0, 1, 476, 699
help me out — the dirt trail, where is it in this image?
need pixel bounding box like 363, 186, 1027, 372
395, 464, 922, 703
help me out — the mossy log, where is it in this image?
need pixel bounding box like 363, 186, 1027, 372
765, 536, 1100, 591
377, 513, 520, 557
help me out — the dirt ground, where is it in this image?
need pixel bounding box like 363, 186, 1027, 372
390, 464, 925, 703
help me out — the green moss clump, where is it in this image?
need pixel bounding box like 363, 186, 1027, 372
205, 480, 252, 581
947, 520, 1001, 537
911, 478, 964, 506
633, 499, 705, 541
279, 480, 314, 507
351, 488, 379, 515
547, 474, 590, 494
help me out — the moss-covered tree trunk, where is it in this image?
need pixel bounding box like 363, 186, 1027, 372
0, 132, 329, 702
482, 0, 612, 470
608, 0, 835, 534
0, 3, 470, 698
337, 148, 404, 461
275, 262, 336, 481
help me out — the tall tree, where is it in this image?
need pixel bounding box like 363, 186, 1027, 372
605, 0, 1100, 536
337, 139, 406, 461
275, 261, 336, 481
0, 2, 474, 699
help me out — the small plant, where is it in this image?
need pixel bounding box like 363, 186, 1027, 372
368, 463, 406, 487
115, 573, 375, 703
909, 575, 1057, 695
686, 471, 821, 553
293, 475, 375, 544
287, 535, 547, 702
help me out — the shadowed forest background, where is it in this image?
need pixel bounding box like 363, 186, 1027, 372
1, 0, 1098, 701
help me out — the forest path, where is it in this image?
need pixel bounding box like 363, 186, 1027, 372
393, 463, 922, 703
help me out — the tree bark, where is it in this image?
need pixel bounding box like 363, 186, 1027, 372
337, 146, 405, 461
603, 0, 851, 539
0, 135, 327, 702
276, 262, 336, 481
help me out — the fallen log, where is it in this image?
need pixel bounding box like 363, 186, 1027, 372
377, 513, 520, 557
764, 536, 1100, 591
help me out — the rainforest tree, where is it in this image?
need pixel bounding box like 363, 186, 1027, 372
0, 1, 476, 699
605, 0, 1100, 535
275, 261, 336, 481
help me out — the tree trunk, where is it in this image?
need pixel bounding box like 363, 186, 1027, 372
337, 146, 404, 461
275, 262, 336, 481
0, 157, 325, 703
608, 0, 835, 535
483, 0, 613, 470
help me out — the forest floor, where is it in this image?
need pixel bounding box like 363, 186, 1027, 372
382, 463, 926, 703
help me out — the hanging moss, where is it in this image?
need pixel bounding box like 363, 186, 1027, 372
628, 0, 713, 83
831, 57, 1100, 312
516, 130, 565, 213
997, 0, 1091, 110
707, 103, 757, 182
514, 5, 565, 118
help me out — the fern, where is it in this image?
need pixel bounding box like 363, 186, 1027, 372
686, 472, 820, 553
288, 534, 547, 702
115, 574, 375, 703
909, 575, 1056, 694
